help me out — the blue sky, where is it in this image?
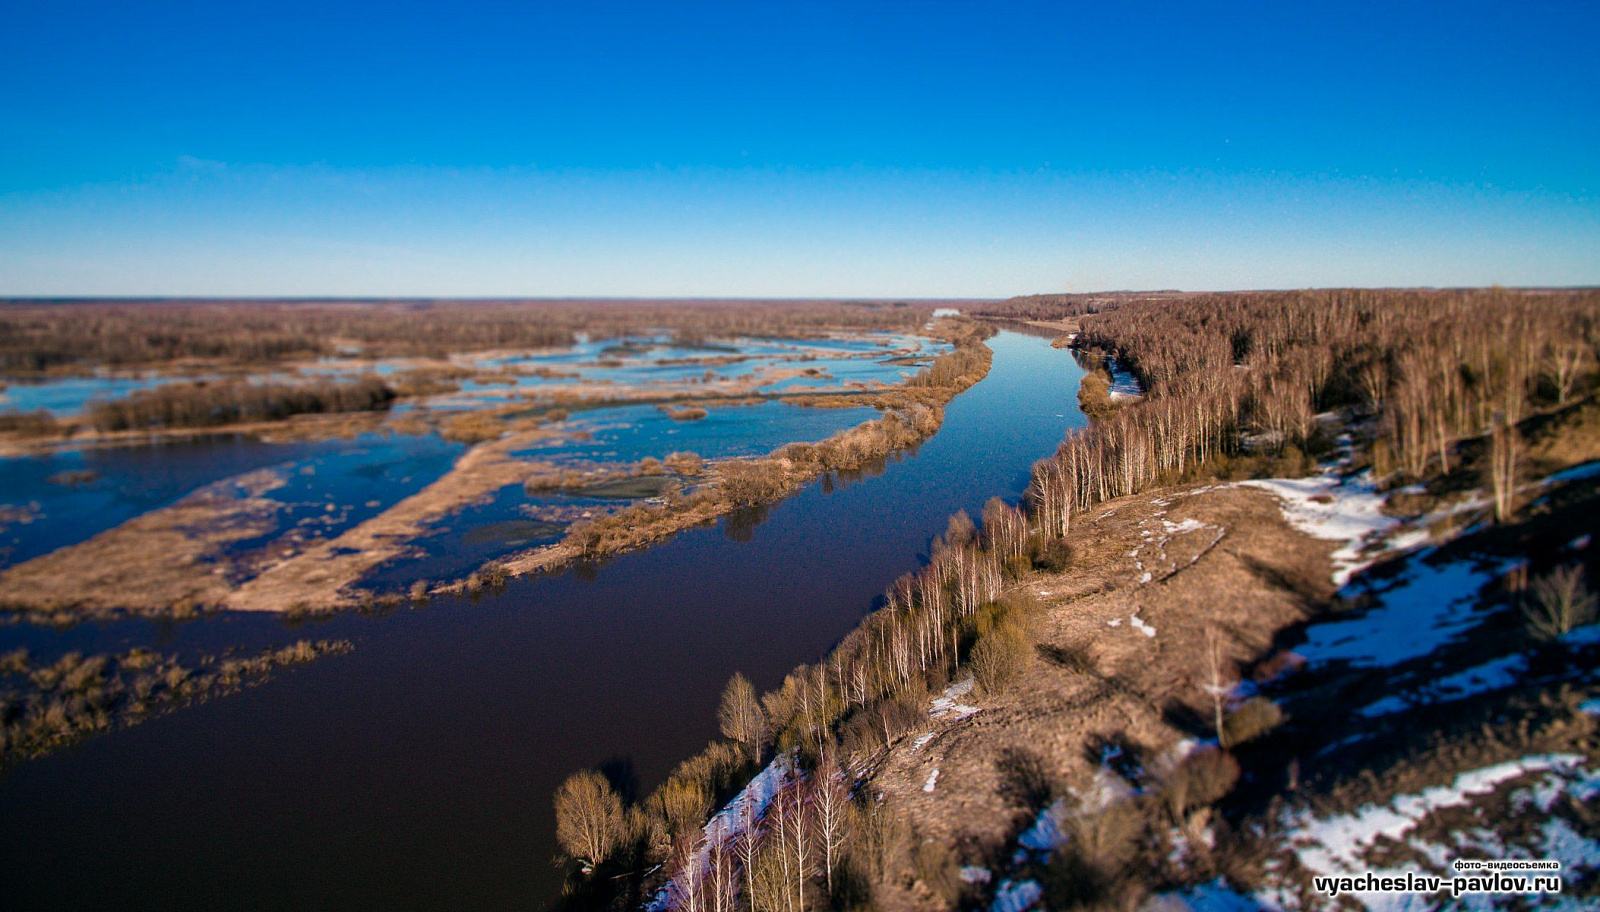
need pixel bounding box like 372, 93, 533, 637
2, 1, 1595, 296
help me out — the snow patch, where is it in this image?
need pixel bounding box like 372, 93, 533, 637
1563, 623, 1600, 646
1016, 800, 1068, 852
1355, 654, 1527, 717
923, 768, 940, 792
990, 879, 1042, 912
1296, 552, 1501, 668
930, 677, 981, 719
1131, 615, 1158, 638
1146, 880, 1267, 912
1548, 459, 1600, 484
1279, 754, 1586, 883
959, 865, 992, 885
1236, 471, 1399, 587
647, 753, 794, 911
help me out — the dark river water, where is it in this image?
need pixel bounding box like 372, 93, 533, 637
0, 329, 1085, 911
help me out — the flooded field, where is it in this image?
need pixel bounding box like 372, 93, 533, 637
0, 329, 1087, 911
0, 330, 944, 615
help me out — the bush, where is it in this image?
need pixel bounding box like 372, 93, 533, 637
1524, 564, 1597, 641
1032, 537, 1074, 572
718, 459, 789, 505
971, 622, 1032, 696
912, 840, 962, 907
1223, 697, 1285, 746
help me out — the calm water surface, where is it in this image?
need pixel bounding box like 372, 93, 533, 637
0, 329, 1084, 911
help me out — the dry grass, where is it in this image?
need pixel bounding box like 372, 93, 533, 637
858, 482, 1331, 911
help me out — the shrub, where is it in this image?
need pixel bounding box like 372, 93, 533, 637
912, 840, 962, 907
1524, 564, 1598, 641
663, 451, 704, 475
1223, 696, 1285, 746
718, 459, 789, 505
971, 622, 1032, 696
1032, 537, 1074, 572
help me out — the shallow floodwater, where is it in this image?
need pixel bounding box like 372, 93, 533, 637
0, 330, 1085, 912
0, 432, 464, 571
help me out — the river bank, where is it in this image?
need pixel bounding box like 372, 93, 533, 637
0, 328, 1088, 911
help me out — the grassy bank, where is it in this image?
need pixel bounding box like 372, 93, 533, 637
0, 639, 353, 768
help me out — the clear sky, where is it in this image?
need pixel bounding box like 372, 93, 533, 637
2, 1, 1596, 297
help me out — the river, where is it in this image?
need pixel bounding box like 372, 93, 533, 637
0, 328, 1085, 911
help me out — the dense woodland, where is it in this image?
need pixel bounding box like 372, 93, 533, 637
0, 300, 945, 374
551, 287, 1600, 912
1027, 288, 1600, 530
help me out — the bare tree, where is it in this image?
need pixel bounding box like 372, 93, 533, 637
812, 749, 853, 897
735, 799, 765, 912
1487, 416, 1520, 523
553, 769, 626, 873
1202, 627, 1234, 749
718, 672, 767, 755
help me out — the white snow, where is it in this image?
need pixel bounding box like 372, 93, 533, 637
923, 768, 940, 792
1296, 553, 1500, 668
1236, 471, 1400, 587
911, 732, 935, 750
1016, 800, 1068, 852
647, 753, 794, 911
959, 865, 993, 885
1130, 615, 1158, 638
1163, 518, 1207, 535
1280, 754, 1586, 882
930, 677, 981, 719
990, 878, 1042, 912
1548, 459, 1600, 484
1355, 654, 1527, 718
1146, 880, 1266, 912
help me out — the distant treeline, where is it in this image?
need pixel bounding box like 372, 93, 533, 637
87, 376, 396, 431
0, 300, 941, 374
969, 291, 1192, 321
1025, 287, 1600, 534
